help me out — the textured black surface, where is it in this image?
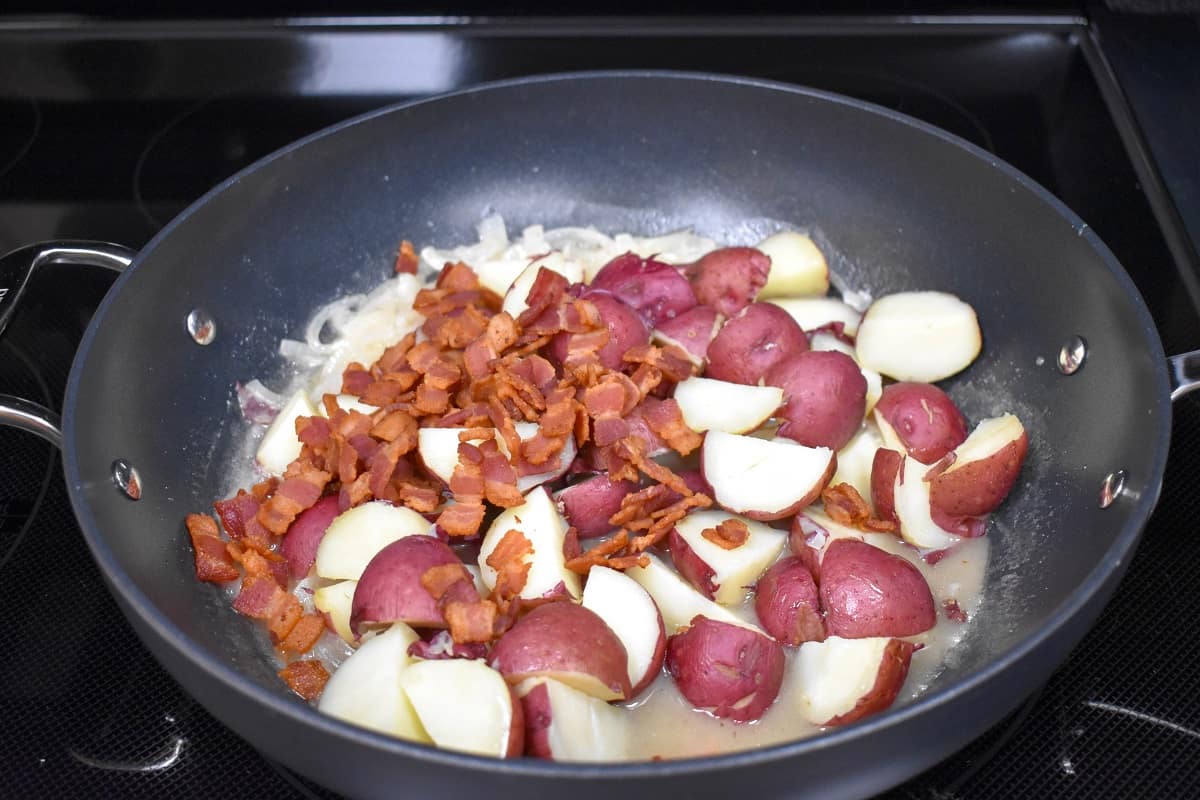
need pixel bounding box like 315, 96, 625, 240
0, 16, 1198, 800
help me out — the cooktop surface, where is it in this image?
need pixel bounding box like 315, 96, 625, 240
1, 12, 1198, 799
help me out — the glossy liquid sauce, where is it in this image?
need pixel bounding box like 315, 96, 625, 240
621, 536, 988, 759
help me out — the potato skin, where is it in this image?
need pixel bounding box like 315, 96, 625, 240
686, 247, 771, 317
590, 253, 698, 327
555, 473, 639, 539
705, 302, 808, 386
519, 681, 555, 759
506, 685, 526, 758
550, 290, 649, 370
754, 557, 825, 646
350, 536, 475, 634
874, 382, 968, 464
824, 639, 916, 726
766, 350, 867, 451
870, 448, 903, 526
819, 539, 935, 638
929, 432, 1028, 517
280, 494, 340, 578
667, 527, 718, 600
489, 602, 633, 700
665, 615, 785, 722
653, 304, 723, 365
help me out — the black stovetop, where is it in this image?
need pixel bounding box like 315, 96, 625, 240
2, 11, 1199, 799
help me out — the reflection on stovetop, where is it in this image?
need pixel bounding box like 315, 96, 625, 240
1, 18, 1199, 800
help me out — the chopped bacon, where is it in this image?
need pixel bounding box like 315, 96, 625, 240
701, 518, 750, 550
257, 463, 331, 535
943, 598, 968, 623
232, 576, 303, 641
436, 443, 487, 537
437, 261, 482, 292
639, 397, 702, 456
420, 562, 477, 607
278, 660, 330, 701
479, 440, 523, 507
444, 600, 499, 643
822, 483, 897, 533
279, 614, 326, 654
464, 313, 520, 380
186, 513, 240, 583
515, 267, 570, 330
213, 490, 271, 543
414, 382, 451, 415
394, 239, 419, 274
371, 410, 418, 446
341, 364, 373, 396
295, 415, 333, 449
395, 479, 442, 513
623, 342, 696, 383
565, 530, 636, 574
485, 529, 534, 607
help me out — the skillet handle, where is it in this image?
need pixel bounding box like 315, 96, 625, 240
1169, 351, 1200, 401
0, 240, 136, 448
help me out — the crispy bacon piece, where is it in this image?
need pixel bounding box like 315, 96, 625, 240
822, 483, 897, 533
371, 410, 418, 446
186, 513, 240, 583
213, 491, 271, 544
623, 342, 697, 383
486, 529, 534, 607
226, 540, 285, 585
342, 364, 373, 396
522, 384, 576, 465
479, 440, 523, 507
444, 600, 499, 643
565, 530, 647, 574
395, 479, 442, 513
701, 519, 750, 550
394, 239, 419, 274
279, 614, 326, 654
436, 443, 487, 537
464, 312, 520, 380
233, 576, 303, 642
257, 463, 331, 535
278, 660, 330, 701
295, 415, 333, 450
515, 267, 570, 330
640, 397, 702, 456
420, 562, 477, 607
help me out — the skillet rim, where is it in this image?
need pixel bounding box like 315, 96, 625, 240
61, 69, 1171, 779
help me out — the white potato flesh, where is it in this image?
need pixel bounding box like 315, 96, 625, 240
893, 456, 960, 550
625, 553, 761, 635
515, 677, 632, 761
701, 431, 834, 518
255, 390, 316, 475
809, 331, 855, 358
312, 579, 357, 643
477, 486, 581, 601
855, 291, 981, 382
473, 258, 531, 298
673, 377, 783, 434
510, 421, 577, 493
581, 566, 664, 690
314, 501, 435, 581
671, 510, 786, 605
832, 425, 885, 502
767, 297, 862, 336
318, 623, 429, 742
502, 252, 584, 319
754, 231, 829, 298
399, 659, 516, 758
795, 636, 894, 725
940, 414, 1026, 476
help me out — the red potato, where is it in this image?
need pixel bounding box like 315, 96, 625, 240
665, 615, 786, 722
489, 602, 633, 701
280, 494, 340, 578
350, 536, 476, 634
929, 505, 988, 538
589, 252, 698, 327
819, 538, 936, 638
929, 413, 1028, 517
855, 291, 982, 382
704, 301, 808, 386
518, 678, 631, 761
398, 658, 525, 758
580, 565, 667, 698
870, 448, 904, 526
873, 382, 968, 464
795, 636, 916, 726
685, 246, 771, 317
701, 430, 836, 521
554, 473, 639, 539
766, 350, 867, 451
550, 289, 649, 370
754, 557, 825, 646
652, 305, 723, 366
667, 510, 787, 605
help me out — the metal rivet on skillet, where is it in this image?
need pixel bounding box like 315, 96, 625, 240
112, 459, 142, 501
1057, 335, 1087, 374
1099, 470, 1126, 509
186, 308, 216, 345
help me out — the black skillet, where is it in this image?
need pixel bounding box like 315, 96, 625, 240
1, 72, 1197, 800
